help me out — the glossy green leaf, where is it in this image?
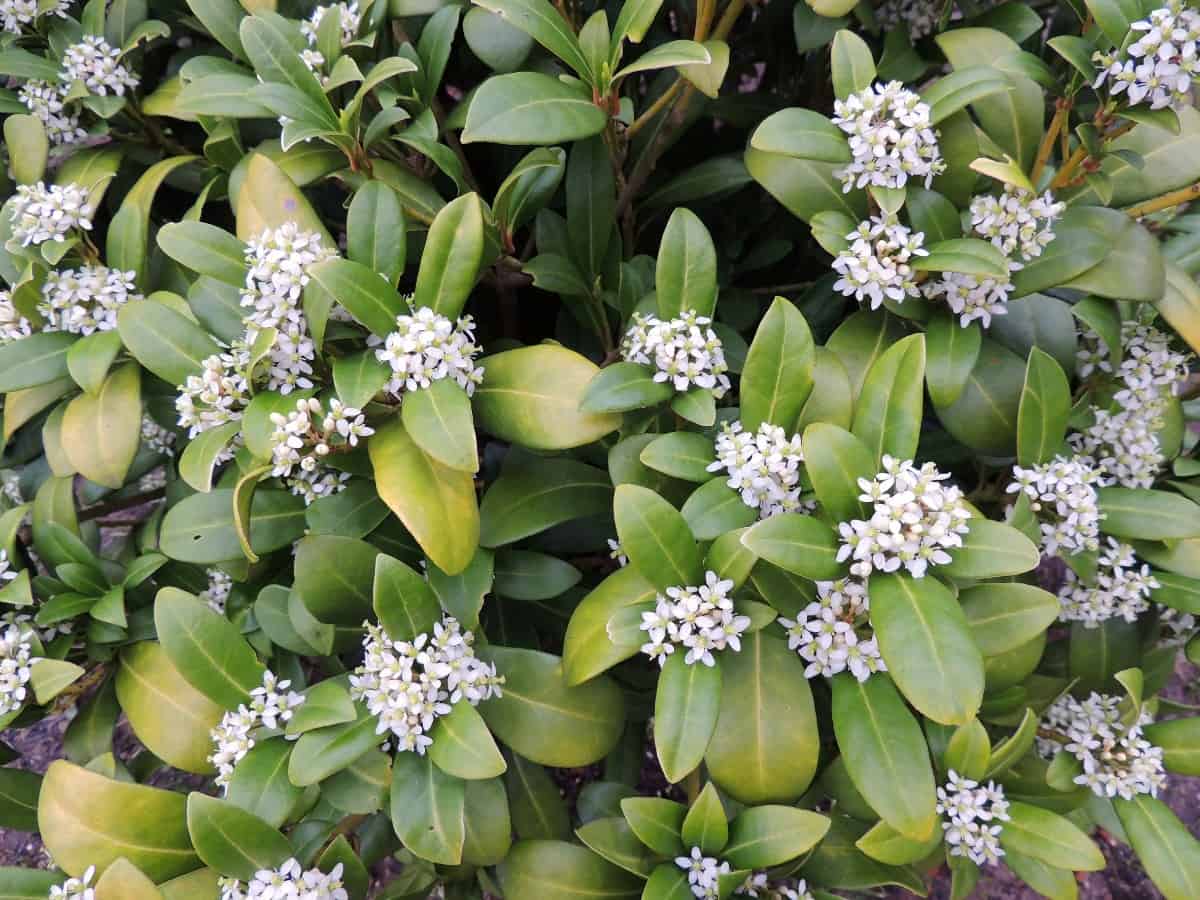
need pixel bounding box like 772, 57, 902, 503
287, 706, 380, 786
0, 332, 78, 393
562, 566, 658, 685
401, 379, 478, 473
724, 806, 830, 869
654, 652, 721, 784
430, 701, 507, 780
614, 483, 703, 591
942, 519, 1040, 579
831, 30, 876, 100
1114, 794, 1200, 899
740, 514, 843, 581
413, 193, 485, 321
480, 455, 611, 548
1099, 488, 1200, 540
740, 297, 815, 431
462, 73, 606, 145
472, 0, 591, 79
390, 751, 466, 865
639, 433, 717, 483
1000, 802, 1106, 871
497, 840, 642, 900
960, 583, 1059, 657
160, 490, 306, 565
186, 793, 291, 881
580, 362, 674, 414
851, 334, 925, 464
802, 423, 873, 523
656, 208, 717, 319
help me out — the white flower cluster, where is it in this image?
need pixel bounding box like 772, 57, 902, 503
1007, 456, 1104, 556
140, 415, 175, 457
9, 181, 94, 247
241, 224, 335, 393
1159, 606, 1196, 645
350, 616, 503, 754
373, 307, 485, 398
302, 2, 361, 46
607, 538, 628, 567
923, 187, 1064, 328
1039, 692, 1167, 800
707, 421, 808, 519
1076, 327, 1113, 380
936, 770, 1010, 865
19, 81, 86, 148
1094, 1, 1200, 111
48, 865, 95, 900
0, 549, 17, 584
876, 0, 943, 40
676, 847, 731, 900
737, 876, 814, 900
0, 291, 31, 345
832, 216, 927, 310
175, 344, 252, 438
63, 35, 139, 96
779, 578, 886, 681
620, 310, 731, 397
37, 266, 140, 335
268, 397, 372, 504
218, 860, 348, 900
0, 623, 34, 717
1058, 537, 1160, 627
831, 81, 945, 192
837, 455, 971, 578
208, 670, 305, 789
1070, 322, 1192, 489
1, 0, 68, 32
639, 571, 750, 668
200, 568, 234, 615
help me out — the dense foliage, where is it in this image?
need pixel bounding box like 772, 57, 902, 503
2, 0, 1200, 897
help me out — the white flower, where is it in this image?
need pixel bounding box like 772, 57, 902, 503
140, 415, 176, 457
674, 846, 731, 900
200, 568, 234, 615
219, 859, 348, 900
832, 216, 927, 310
0, 623, 34, 717
63, 36, 139, 97
607, 538, 628, 567
778, 577, 886, 682
831, 81, 945, 192
373, 306, 485, 398
836, 455, 971, 579
922, 271, 1013, 328
0, 549, 17, 584
0, 0, 68, 34
1058, 537, 1159, 628
1093, 2, 1200, 111
639, 571, 750, 668
970, 186, 1065, 263
9, 181, 94, 247
0, 290, 32, 345
19, 81, 87, 148
241, 223, 335, 394
350, 616, 503, 754
1007, 456, 1104, 557
936, 770, 1010, 865
267, 396, 372, 505
209, 669, 305, 789
620, 310, 731, 397
302, 2, 361, 46
175, 344, 252, 439
708, 421, 810, 519
48, 865, 96, 900
38, 266, 141, 335
1039, 692, 1167, 800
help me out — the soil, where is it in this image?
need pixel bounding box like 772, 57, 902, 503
5, 662, 1199, 898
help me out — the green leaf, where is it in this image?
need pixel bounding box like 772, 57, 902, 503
464, 7, 534, 73
461, 776, 513, 866
471, 0, 591, 79
851, 333, 925, 464
562, 566, 658, 685
38, 761, 199, 882
740, 297, 815, 431
575, 817, 656, 878
740, 513, 843, 581
915, 238, 1011, 279
654, 652, 721, 784
374, 553, 441, 640
744, 146, 866, 225
680, 478, 757, 541
614, 483, 703, 591
1099, 488, 1200, 540
0, 767, 39, 832
705, 632, 818, 803
749, 108, 850, 164
1082, 0, 1136, 46
429, 701, 507, 780
611, 0, 665, 45
1145, 718, 1200, 776
494, 549, 580, 600
580, 362, 674, 414
427, 546, 494, 629
942, 519, 1040, 579
670, 389, 716, 428
413, 193, 484, 321
620, 797, 686, 857
1000, 801, 1106, 871
239, 13, 334, 118
178, 422, 241, 492
869, 573, 984, 725
115, 642, 223, 775
401, 380, 478, 473
507, 753, 570, 841
161, 490, 306, 565
1017, 347, 1070, 468
1114, 794, 1200, 899
462, 72, 606, 145
0, 332, 77, 393
921, 67, 1012, 126
655, 208, 717, 319
830, 674, 937, 841
1004, 850, 1079, 900
154, 587, 265, 708
853, 820, 942, 866
236, 154, 331, 244
305, 258, 403, 338
390, 750, 466, 865
347, 181, 406, 286
961, 583, 1059, 657
186, 793, 291, 881
93, 858, 163, 900
724, 806, 830, 869
831, 30, 876, 101
474, 345, 621, 450
294, 534, 378, 626
287, 706, 380, 785
566, 136, 615, 282
639, 864, 692, 900
614, 39, 711, 79
925, 312, 981, 408
945, 718, 991, 780
4, 115, 47, 185
639, 433, 716, 483
679, 782, 727, 854
224, 738, 305, 828
284, 679, 356, 737
498, 840, 642, 900
802, 423, 873, 523
369, 418, 479, 575
479, 455, 611, 548
117, 299, 220, 385
107, 156, 198, 285
478, 646, 625, 767
177, 74, 274, 118
60, 364, 141, 490
67, 331, 123, 395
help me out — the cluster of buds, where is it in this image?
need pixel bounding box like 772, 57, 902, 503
0, 623, 34, 717
832, 216, 927, 310
18, 81, 86, 148
0, 0, 70, 34
621, 310, 732, 396
175, 344, 253, 440
37, 266, 140, 336
1058, 538, 1160, 627
0, 291, 31, 345
1007, 456, 1104, 556
778, 578, 886, 681
1094, 1, 1200, 111
831, 81, 945, 191
9, 181, 94, 247
708, 421, 809, 518
218, 860, 348, 900
373, 306, 485, 398
936, 770, 1011, 865
267, 397, 373, 504
62, 35, 139, 96
639, 571, 750, 667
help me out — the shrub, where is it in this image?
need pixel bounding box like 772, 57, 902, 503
0, 0, 1199, 897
